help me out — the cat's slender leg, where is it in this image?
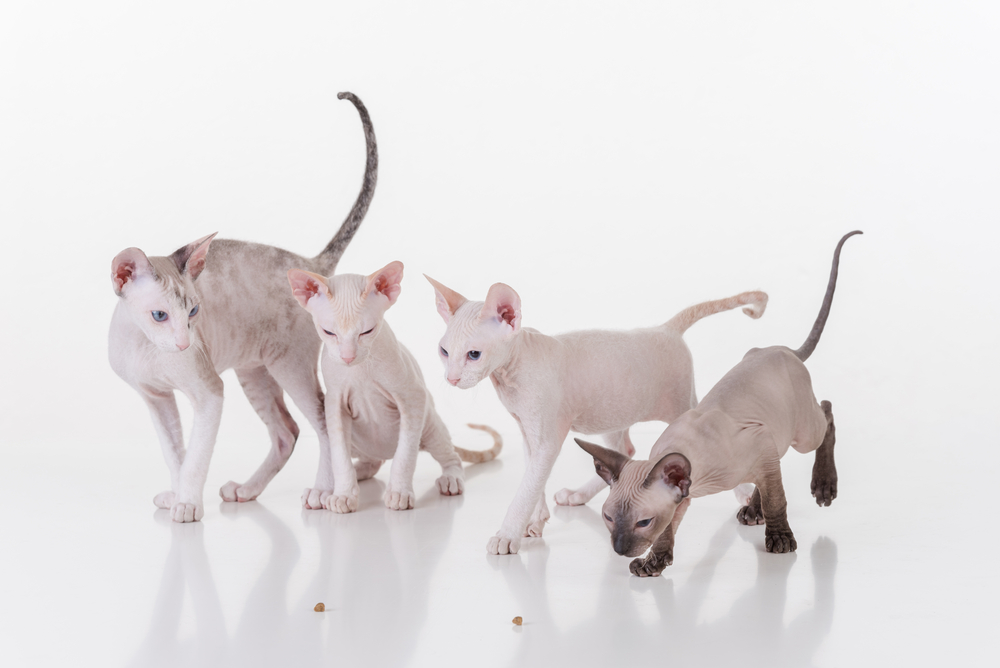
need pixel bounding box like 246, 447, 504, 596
140, 387, 185, 509
172, 372, 225, 522
525, 494, 550, 537
554, 428, 635, 506
488, 420, 569, 555
420, 412, 465, 496
261, 351, 333, 510
384, 407, 424, 510
324, 400, 359, 514
811, 400, 838, 507
756, 457, 797, 554
220, 366, 299, 503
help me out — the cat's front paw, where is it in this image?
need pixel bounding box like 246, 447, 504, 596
324, 490, 359, 514
554, 488, 589, 506
811, 474, 838, 507
765, 530, 797, 554
435, 473, 464, 496
384, 487, 415, 510
153, 491, 175, 509
737, 504, 765, 526
170, 501, 203, 523
219, 481, 257, 503
301, 487, 333, 510
487, 533, 521, 555
524, 519, 547, 537
629, 551, 672, 577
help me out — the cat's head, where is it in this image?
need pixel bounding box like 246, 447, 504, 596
424, 276, 521, 389
574, 438, 692, 558
110, 233, 216, 352
287, 260, 403, 366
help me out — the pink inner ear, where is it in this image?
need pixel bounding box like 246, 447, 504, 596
497, 304, 517, 327
114, 262, 135, 292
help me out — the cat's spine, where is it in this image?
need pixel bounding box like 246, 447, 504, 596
664, 291, 769, 334
316, 92, 379, 273
793, 230, 863, 362
454, 424, 503, 463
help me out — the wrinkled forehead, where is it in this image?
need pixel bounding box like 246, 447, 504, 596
443, 299, 510, 346
327, 274, 377, 326
607, 460, 657, 505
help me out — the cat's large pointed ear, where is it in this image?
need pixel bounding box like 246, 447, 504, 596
287, 269, 332, 309
364, 261, 404, 307
170, 232, 218, 280
424, 275, 468, 323
482, 282, 521, 333
575, 438, 629, 486
644, 452, 692, 502
111, 247, 155, 296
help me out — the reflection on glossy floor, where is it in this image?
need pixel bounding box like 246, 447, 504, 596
2, 413, 993, 667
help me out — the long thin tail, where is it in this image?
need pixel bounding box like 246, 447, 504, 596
664, 290, 769, 334
316, 92, 378, 272
454, 424, 503, 463
794, 230, 863, 361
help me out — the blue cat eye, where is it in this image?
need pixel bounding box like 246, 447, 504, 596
440, 347, 449, 357
188, 305, 199, 318
467, 350, 481, 361
151, 311, 168, 322
636, 518, 652, 528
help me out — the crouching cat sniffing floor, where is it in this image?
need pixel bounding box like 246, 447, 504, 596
108, 92, 377, 523
287, 261, 503, 513
425, 275, 768, 555
576, 231, 861, 576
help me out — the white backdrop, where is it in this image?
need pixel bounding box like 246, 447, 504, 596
1, 2, 998, 666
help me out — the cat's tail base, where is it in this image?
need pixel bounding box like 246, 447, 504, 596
455, 424, 503, 463
665, 291, 769, 334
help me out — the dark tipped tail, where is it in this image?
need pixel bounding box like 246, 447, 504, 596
794, 230, 863, 361
317, 92, 378, 272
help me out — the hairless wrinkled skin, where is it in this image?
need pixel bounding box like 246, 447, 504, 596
578, 231, 861, 576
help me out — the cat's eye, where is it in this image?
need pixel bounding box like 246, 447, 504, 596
440, 347, 449, 357
188, 305, 199, 318
151, 311, 168, 322
361, 327, 375, 336
467, 350, 481, 361
604, 513, 613, 523
635, 518, 652, 528
323, 329, 337, 337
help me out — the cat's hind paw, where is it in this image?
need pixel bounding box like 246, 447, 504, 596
324, 491, 359, 514
219, 481, 257, 503
301, 487, 333, 510
170, 502, 203, 523
554, 487, 589, 506
384, 487, 415, 510
153, 491, 175, 509
737, 504, 765, 526
487, 534, 521, 555
436, 473, 465, 496
765, 530, 797, 554
524, 519, 547, 537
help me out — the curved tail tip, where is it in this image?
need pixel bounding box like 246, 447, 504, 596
337, 91, 354, 101
742, 293, 768, 319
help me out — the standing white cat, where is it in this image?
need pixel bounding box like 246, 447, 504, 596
109, 92, 377, 523
425, 276, 767, 554
287, 261, 502, 513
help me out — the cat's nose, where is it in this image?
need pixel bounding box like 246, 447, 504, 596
176, 341, 190, 351
341, 355, 355, 364
448, 377, 460, 386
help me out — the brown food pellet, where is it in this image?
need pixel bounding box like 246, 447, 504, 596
512, 616, 522, 626
314, 603, 325, 612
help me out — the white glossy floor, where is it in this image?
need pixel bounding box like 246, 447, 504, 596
2, 3, 998, 667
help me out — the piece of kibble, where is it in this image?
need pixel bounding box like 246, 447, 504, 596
512, 616, 522, 626
314, 603, 325, 612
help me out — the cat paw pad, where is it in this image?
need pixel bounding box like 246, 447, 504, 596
554, 488, 589, 506
219, 481, 257, 503
436, 473, 464, 496
765, 531, 797, 554
487, 534, 521, 555
324, 492, 358, 514
384, 488, 415, 510
153, 491, 175, 509
170, 502, 203, 523
302, 487, 333, 510
629, 553, 672, 577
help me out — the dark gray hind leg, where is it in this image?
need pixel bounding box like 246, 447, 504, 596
737, 487, 765, 526
811, 400, 838, 507
756, 466, 797, 554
